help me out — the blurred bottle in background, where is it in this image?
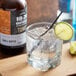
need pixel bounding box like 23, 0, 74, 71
70, 0, 76, 55
72, 0, 76, 38
57, 0, 72, 24
0, 0, 27, 55
70, 0, 76, 41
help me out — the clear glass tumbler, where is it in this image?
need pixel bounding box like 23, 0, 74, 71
26, 22, 63, 71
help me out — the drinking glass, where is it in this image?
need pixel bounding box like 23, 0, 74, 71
26, 22, 63, 71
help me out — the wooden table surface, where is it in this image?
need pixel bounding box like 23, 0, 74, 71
0, 43, 76, 76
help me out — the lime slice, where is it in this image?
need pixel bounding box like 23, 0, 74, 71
70, 41, 76, 55
54, 22, 73, 40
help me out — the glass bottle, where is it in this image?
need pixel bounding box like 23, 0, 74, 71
57, 0, 72, 24
70, 0, 76, 55
0, 0, 27, 55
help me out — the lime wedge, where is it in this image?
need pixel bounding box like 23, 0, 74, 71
54, 22, 73, 40
70, 41, 76, 55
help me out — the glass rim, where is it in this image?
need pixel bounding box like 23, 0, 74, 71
26, 22, 53, 40
26, 22, 55, 40
26, 22, 52, 30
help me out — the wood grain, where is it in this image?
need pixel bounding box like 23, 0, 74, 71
27, 0, 58, 25
0, 43, 76, 76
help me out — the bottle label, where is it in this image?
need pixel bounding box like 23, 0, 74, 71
0, 8, 27, 46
